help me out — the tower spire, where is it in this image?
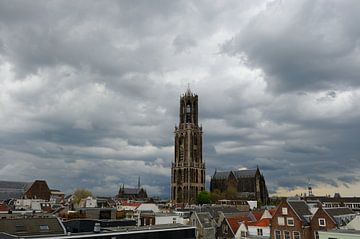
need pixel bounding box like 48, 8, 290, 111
186, 83, 192, 95
138, 176, 141, 189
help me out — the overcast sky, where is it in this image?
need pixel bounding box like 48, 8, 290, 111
1, 0, 360, 198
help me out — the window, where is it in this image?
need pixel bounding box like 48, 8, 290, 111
39, 225, 49, 231
257, 228, 263, 236
293, 231, 301, 239
314, 231, 319, 239
173, 217, 177, 224
282, 207, 288, 215
284, 231, 290, 239
278, 216, 285, 226
223, 224, 229, 234
15, 225, 26, 232
275, 230, 281, 239
319, 218, 326, 227
287, 217, 294, 226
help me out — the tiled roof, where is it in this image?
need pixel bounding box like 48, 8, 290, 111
0, 217, 65, 236
213, 169, 258, 180
196, 212, 214, 228
288, 200, 312, 223
233, 170, 257, 178
197, 206, 242, 219
226, 215, 253, 234
0, 203, 10, 211
0, 180, 33, 200
251, 210, 264, 221
247, 218, 271, 227
212, 171, 231, 180
121, 188, 141, 195
324, 207, 356, 226
120, 201, 142, 207
269, 208, 277, 216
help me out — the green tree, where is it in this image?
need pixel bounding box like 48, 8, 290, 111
210, 189, 224, 203
73, 188, 92, 205
196, 191, 211, 205
225, 186, 237, 200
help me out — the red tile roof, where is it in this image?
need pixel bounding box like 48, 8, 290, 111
251, 210, 264, 221
269, 208, 277, 216
120, 201, 142, 207
226, 215, 252, 234
0, 203, 9, 211
247, 218, 271, 227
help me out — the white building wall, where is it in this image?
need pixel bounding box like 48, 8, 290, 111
85, 197, 97, 208
155, 215, 181, 225
136, 203, 160, 213
248, 226, 270, 237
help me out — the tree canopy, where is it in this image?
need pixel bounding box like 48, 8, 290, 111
73, 188, 92, 205
196, 191, 211, 205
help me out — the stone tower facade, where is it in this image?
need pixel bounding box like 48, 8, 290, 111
171, 88, 205, 204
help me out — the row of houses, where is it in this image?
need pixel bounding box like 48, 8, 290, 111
190, 199, 360, 239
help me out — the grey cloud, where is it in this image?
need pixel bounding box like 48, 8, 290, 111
0, 0, 359, 197
221, 0, 360, 92
173, 34, 197, 54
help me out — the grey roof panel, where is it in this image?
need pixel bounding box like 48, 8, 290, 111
213, 169, 257, 180
196, 212, 213, 228
233, 170, 257, 178
288, 200, 312, 223
324, 207, 356, 226
0, 181, 33, 200
212, 171, 231, 180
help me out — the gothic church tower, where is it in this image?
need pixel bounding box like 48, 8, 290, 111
171, 88, 205, 204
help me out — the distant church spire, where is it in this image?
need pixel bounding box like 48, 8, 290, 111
138, 176, 141, 189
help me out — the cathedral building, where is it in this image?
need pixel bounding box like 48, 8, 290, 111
210, 167, 269, 204
171, 88, 205, 204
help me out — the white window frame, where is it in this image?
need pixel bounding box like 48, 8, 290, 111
282, 207, 288, 215
284, 230, 291, 239
318, 218, 326, 227
314, 231, 319, 239
278, 216, 285, 226
293, 231, 301, 239
275, 230, 281, 239
257, 228, 263, 236
287, 217, 294, 226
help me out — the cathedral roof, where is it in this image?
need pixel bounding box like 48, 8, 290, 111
233, 169, 257, 178
212, 171, 231, 180
120, 188, 143, 195
212, 169, 258, 180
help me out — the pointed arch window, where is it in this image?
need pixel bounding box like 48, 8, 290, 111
186, 103, 191, 123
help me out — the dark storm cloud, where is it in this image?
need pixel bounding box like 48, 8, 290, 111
221, 0, 360, 92
0, 0, 359, 197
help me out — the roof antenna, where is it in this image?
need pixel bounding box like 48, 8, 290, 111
307, 178, 313, 197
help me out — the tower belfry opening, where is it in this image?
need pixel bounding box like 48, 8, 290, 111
171, 88, 205, 204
